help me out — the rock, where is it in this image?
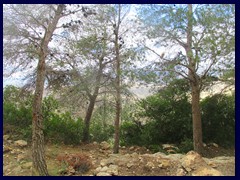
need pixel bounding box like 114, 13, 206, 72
7, 140, 13, 144
159, 159, 171, 169
130, 152, 138, 158
67, 166, 76, 175
127, 162, 134, 168
96, 172, 111, 176
162, 144, 179, 151
181, 151, 207, 171
17, 154, 27, 162
100, 159, 114, 167
3, 135, 10, 141
129, 146, 135, 151
167, 153, 184, 160
14, 140, 27, 148
192, 167, 223, 176
108, 165, 118, 175
100, 141, 110, 150
153, 152, 166, 158
3, 145, 12, 153
100, 166, 109, 172
167, 149, 177, 154
209, 143, 219, 148
203, 143, 207, 147
176, 168, 187, 176
93, 141, 98, 145
21, 162, 32, 169
145, 162, 155, 169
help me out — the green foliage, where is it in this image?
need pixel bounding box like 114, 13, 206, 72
44, 113, 84, 145
179, 138, 194, 153
90, 120, 114, 142
120, 121, 143, 146
201, 94, 235, 147
3, 86, 33, 140
138, 81, 193, 144
3, 85, 84, 144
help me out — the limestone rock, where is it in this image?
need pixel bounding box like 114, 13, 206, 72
181, 151, 206, 171
176, 168, 187, 176
3, 135, 10, 141
145, 162, 155, 169
3, 145, 12, 153
21, 162, 32, 169
108, 165, 119, 175
17, 154, 27, 162
93, 141, 98, 145
100, 141, 110, 150
129, 146, 135, 151
127, 162, 134, 168
96, 172, 111, 176
162, 144, 179, 151
14, 140, 27, 148
159, 159, 171, 169
192, 167, 223, 176
100, 158, 114, 167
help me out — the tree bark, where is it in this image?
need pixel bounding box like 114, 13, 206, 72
32, 5, 64, 176
191, 82, 203, 154
113, 6, 122, 153
32, 54, 49, 176
82, 96, 97, 143
186, 4, 203, 154
82, 58, 103, 143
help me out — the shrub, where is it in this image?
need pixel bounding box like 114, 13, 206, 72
201, 94, 235, 147
178, 138, 194, 153
44, 113, 84, 145
57, 153, 92, 173
90, 120, 114, 142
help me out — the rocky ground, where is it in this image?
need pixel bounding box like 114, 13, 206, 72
3, 135, 235, 176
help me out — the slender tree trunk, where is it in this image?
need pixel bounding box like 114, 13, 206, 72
82, 96, 97, 143
31, 5, 64, 175
82, 59, 103, 143
113, 61, 121, 153
113, 7, 121, 153
186, 4, 203, 154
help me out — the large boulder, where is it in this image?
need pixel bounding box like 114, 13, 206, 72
181, 151, 206, 172
14, 140, 28, 148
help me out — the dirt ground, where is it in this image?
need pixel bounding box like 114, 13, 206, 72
3, 141, 235, 176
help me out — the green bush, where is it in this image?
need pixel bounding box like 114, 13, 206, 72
120, 121, 143, 146
178, 138, 194, 153
44, 112, 84, 145
90, 120, 114, 142
201, 94, 235, 147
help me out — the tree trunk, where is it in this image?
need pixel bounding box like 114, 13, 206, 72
113, 10, 121, 153
31, 5, 64, 175
191, 83, 203, 154
82, 96, 97, 143
32, 55, 49, 176
186, 4, 203, 154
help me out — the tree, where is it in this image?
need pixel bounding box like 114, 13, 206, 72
138, 4, 235, 154
106, 4, 132, 153
3, 4, 78, 175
